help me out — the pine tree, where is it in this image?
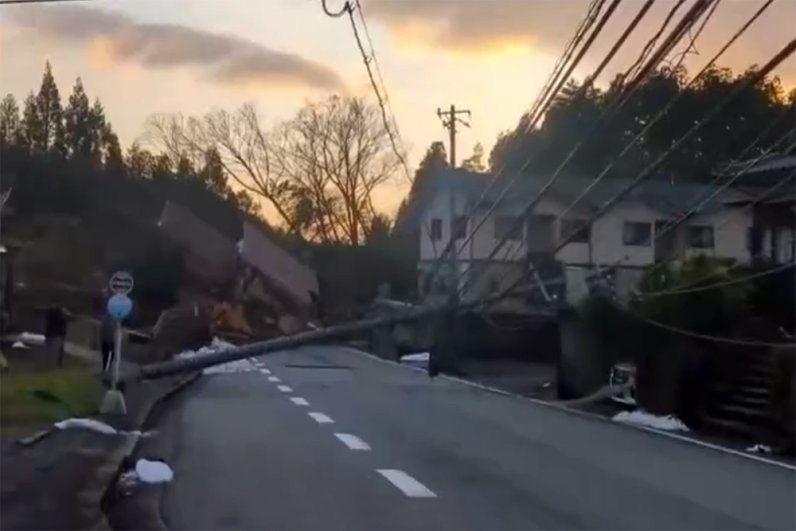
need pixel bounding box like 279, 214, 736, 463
20, 92, 40, 151
35, 61, 65, 153
64, 78, 95, 159
0, 94, 20, 147
101, 123, 124, 172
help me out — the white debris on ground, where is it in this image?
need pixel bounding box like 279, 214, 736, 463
175, 337, 259, 374
746, 444, 773, 454
12, 332, 46, 347
400, 352, 429, 369
55, 417, 118, 435
613, 410, 691, 432
135, 459, 174, 483
119, 459, 175, 487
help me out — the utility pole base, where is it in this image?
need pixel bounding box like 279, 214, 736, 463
100, 389, 127, 415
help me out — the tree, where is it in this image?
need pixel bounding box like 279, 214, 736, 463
20, 92, 40, 150
101, 123, 124, 172
199, 147, 228, 194
152, 153, 173, 180
146, 105, 297, 232
461, 142, 486, 172
126, 142, 156, 178
64, 78, 98, 160
271, 96, 399, 244
147, 97, 399, 244
0, 94, 20, 146
34, 61, 65, 153
488, 64, 794, 181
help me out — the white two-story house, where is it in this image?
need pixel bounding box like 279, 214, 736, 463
402, 168, 762, 310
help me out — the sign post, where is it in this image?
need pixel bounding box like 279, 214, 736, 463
100, 271, 134, 415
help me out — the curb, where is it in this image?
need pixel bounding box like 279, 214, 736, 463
81, 432, 140, 531
344, 346, 796, 472
102, 371, 202, 531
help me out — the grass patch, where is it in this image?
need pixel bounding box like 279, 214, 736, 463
0, 368, 101, 427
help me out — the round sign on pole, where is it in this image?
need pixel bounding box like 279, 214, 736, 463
109, 270, 134, 295
107, 294, 133, 321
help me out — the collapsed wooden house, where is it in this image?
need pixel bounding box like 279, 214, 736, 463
157, 201, 319, 338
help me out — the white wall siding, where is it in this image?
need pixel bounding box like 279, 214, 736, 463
588, 204, 658, 266
419, 189, 471, 262
691, 209, 752, 262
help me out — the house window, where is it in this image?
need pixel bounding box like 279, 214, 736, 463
688, 225, 714, 249
430, 218, 442, 241
622, 221, 652, 246
494, 216, 522, 241
451, 216, 467, 240
560, 218, 590, 243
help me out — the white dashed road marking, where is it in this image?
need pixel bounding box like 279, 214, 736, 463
258, 368, 271, 375
333, 433, 371, 451
308, 412, 334, 424
290, 397, 310, 406
376, 469, 437, 498
277, 385, 292, 393
268, 376, 280, 382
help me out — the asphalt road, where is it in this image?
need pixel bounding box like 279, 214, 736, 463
152, 346, 795, 531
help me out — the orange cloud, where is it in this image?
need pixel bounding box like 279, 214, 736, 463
7, 4, 345, 91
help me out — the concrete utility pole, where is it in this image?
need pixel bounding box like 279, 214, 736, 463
436, 105, 471, 168
435, 105, 471, 376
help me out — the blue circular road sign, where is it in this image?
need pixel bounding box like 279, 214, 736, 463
107, 294, 133, 321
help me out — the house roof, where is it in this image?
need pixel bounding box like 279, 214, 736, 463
403, 168, 748, 227
721, 153, 796, 176
157, 200, 237, 284
158, 201, 319, 313
238, 221, 319, 312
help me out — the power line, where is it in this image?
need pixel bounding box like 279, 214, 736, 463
422, 0, 612, 289
342, 1, 412, 185
637, 261, 795, 299
0, 0, 87, 4
668, 0, 722, 71
454, 0, 715, 299
628, 168, 796, 298
489, 36, 796, 308
437, 0, 635, 284
622, 305, 795, 348
558, 118, 796, 288
554, 0, 776, 224
521, 0, 610, 132
621, 0, 687, 83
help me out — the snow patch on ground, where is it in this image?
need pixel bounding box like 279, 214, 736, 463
135, 459, 174, 483
400, 352, 429, 369
175, 337, 258, 374
746, 444, 772, 454
11, 332, 46, 347
55, 418, 118, 435
613, 410, 690, 432
119, 459, 174, 487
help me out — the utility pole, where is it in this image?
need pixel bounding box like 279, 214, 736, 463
433, 105, 471, 378
437, 105, 471, 168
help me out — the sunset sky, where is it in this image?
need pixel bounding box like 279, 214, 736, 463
1, 0, 794, 215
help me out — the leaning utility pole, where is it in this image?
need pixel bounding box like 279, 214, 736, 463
437, 105, 471, 167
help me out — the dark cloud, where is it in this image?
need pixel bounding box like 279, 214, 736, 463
7, 5, 344, 90
364, 0, 796, 82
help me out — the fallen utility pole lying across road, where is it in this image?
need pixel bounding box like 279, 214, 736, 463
136, 277, 563, 381
137, 303, 441, 380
